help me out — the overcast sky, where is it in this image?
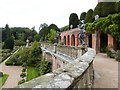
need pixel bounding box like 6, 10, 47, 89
0, 0, 98, 32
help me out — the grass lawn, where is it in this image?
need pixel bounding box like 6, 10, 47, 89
26, 67, 39, 81
0, 74, 9, 88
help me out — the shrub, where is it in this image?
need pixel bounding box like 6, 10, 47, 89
14, 62, 22, 66
18, 79, 25, 85
22, 68, 26, 72
22, 63, 27, 67
14, 40, 26, 46
106, 47, 116, 58
115, 50, 120, 62
5, 60, 13, 65
20, 72, 26, 78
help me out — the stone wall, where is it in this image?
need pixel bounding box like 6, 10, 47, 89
18, 46, 96, 89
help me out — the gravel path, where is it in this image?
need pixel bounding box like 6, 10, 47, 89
93, 53, 118, 88
0, 50, 22, 88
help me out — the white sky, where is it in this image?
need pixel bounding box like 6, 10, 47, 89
0, 0, 98, 32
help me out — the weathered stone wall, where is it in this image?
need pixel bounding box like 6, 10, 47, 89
18, 46, 96, 89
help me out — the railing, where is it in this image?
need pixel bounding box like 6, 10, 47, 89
41, 42, 85, 59
56, 45, 79, 59
41, 42, 54, 51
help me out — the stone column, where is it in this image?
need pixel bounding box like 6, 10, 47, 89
86, 34, 89, 47
66, 36, 68, 46
92, 30, 100, 53
96, 30, 100, 53
70, 35, 72, 46
92, 34, 96, 50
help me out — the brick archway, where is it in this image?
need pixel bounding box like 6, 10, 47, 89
100, 32, 108, 52
60, 28, 80, 46
67, 35, 70, 45
63, 36, 66, 45
77, 34, 79, 46
88, 34, 92, 48
71, 34, 75, 46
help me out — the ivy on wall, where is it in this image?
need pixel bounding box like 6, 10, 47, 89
85, 13, 120, 42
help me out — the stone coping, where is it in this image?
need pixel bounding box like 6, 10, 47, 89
18, 48, 96, 88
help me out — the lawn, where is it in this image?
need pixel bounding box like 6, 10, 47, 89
0, 74, 9, 88
26, 67, 39, 81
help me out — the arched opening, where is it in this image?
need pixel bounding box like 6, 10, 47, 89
71, 34, 75, 46
100, 32, 108, 52
89, 34, 92, 48
63, 36, 66, 45
67, 35, 70, 45
77, 34, 79, 46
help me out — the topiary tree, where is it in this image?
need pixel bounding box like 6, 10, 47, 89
85, 9, 94, 23
80, 12, 86, 21
93, 2, 103, 18
69, 13, 79, 29
116, 1, 120, 13
102, 2, 116, 17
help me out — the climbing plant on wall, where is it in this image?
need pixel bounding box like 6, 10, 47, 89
85, 13, 120, 42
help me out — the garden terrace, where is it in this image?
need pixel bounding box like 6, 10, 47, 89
17, 42, 96, 89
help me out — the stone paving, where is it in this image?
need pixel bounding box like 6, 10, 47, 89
93, 53, 118, 88
0, 50, 22, 88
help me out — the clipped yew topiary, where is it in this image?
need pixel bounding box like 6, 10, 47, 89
18, 79, 25, 85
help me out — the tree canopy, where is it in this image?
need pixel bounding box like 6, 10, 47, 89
69, 13, 79, 29
84, 9, 94, 23
80, 12, 86, 21
39, 23, 60, 42
94, 2, 117, 18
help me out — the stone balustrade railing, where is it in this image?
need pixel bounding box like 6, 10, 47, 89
18, 43, 96, 89
41, 42, 54, 51
41, 42, 86, 59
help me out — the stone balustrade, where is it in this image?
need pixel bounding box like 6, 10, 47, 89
18, 43, 96, 89
41, 42, 86, 59
41, 42, 54, 51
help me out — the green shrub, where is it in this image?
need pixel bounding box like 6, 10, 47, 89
2, 49, 12, 53
5, 60, 13, 65
106, 47, 116, 58
22, 68, 26, 72
18, 79, 25, 85
115, 50, 120, 61
22, 63, 27, 67
14, 40, 26, 46
20, 72, 26, 78
14, 62, 22, 66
